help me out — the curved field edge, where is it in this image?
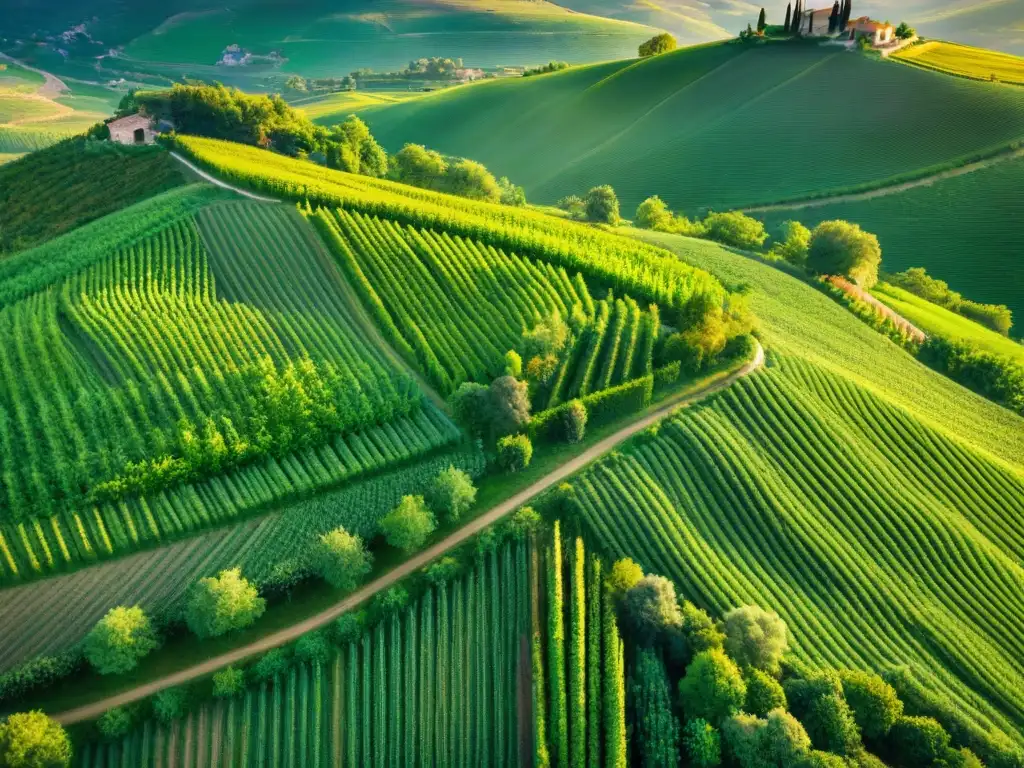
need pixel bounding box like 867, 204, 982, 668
629, 228, 1024, 472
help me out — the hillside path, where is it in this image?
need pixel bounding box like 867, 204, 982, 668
54, 341, 763, 726
0, 53, 68, 98
171, 152, 280, 203
741, 145, 1024, 213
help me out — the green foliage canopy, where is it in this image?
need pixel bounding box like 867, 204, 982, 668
84, 606, 159, 675
185, 568, 266, 639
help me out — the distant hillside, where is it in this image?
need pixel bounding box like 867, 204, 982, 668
1, 0, 661, 90
555, 0, 1024, 54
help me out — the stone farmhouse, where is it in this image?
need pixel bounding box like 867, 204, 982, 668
800, 7, 834, 36
107, 113, 156, 145
848, 17, 895, 46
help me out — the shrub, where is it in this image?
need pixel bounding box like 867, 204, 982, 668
563, 399, 587, 444
721, 712, 767, 767
391, 144, 447, 188
895, 21, 916, 38
488, 375, 531, 437
664, 312, 727, 374
212, 666, 245, 698
667, 601, 725, 671
0, 711, 71, 768
380, 495, 436, 552
639, 32, 678, 56
333, 611, 367, 644
683, 718, 722, 768
251, 648, 291, 682
887, 715, 951, 767
808, 220, 882, 288
769, 220, 811, 267
424, 556, 462, 584
97, 707, 132, 740
506, 506, 543, 540
312, 526, 373, 591
295, 630, 332, 665
838, 669, 903, 741
374, 585, 409, 617
584, 185, 620, 225
745, 668, 787, 717
446, 158, 501, 201
622, 575, 683, 644
918, 336, 1024, 416
152, 687, 189, 724
498, 177, 527, 206
722, 605, 788, 674
84, 605, 160, 675
636, 196, 674, 230
504, 349, 522, 377
679, 649, 747, 725
449, 382, 490, 437
186, 568, 266, 639
497, 434, 533, 472
762, 708, 812, 764
605, 557, 644, 599
703, 211, 768, 250
804, 692, 862, 756
427, 465, 477, 522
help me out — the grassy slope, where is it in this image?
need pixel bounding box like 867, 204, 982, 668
360, 43, 1024, 213
873, 283, 1024, 362
632, 228, 1024, 470
756, 153, 1024, 325
6, 0, 660, 92
893, 40, 1024, 84
0, 138, 187, 254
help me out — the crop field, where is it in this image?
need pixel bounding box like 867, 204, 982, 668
173, 136, 726, 324
359, 42, 1024, 213
893, 40, 1024, 85
873, 283, 1024, 363
71, 518, 627, 768
0, 126, 74, 155
635, 229, 1024, 469
0, 447, 477, 672
572, 355, 1024, 746
757, 153, 1024, 324
0, 139, 186, 254
319, 207, 657, 395
295, 91, 422, 124
74, 537, 532, 767
0, 193, 458, 583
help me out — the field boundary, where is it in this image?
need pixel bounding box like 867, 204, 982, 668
740, 144, 1024, 213
171, 152, 280, 202
52, 341, 763, 725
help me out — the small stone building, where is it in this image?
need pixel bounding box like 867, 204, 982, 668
800, 8, 834, 36
108, 113, 156, 145
848, 17, 895, 46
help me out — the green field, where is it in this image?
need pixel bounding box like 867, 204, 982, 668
295, 91, 421, 124
0, 192, 452, 584
894, 40, 1024, 84
0, 139, 187, 254
5, 0, 660, 94
756, 152, 1024, 326
357, 42, 1024, 215
873, 283, 1024, 362
572, 354, 1024, 747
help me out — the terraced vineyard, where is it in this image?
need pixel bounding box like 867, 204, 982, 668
0, 193, 449, 583
74, 538, 533, 767
356, 43, 1024, 213
318, 207, 659, 395
571, 354, 1024, 749
0, 139, 186, 254
0, 448, 476, 672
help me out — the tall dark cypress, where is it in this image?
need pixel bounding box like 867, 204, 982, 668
829, 1, 840, 33
843, 0, 852, 26
757, 7, 767, 32
784, 2, 792, 32
792, 0, 800, 33
808, 7, 813, 34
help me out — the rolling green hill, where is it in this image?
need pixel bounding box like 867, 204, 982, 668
756, 152, 1024, 325
358, 43, 1024, 214
2, 0, 660, 92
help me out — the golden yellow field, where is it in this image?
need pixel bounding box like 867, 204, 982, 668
893, 41, 1024, 85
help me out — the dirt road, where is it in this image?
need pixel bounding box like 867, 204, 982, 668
54, 342, 763, 725
171, 153, 280, 203
741, 146, 1024, 214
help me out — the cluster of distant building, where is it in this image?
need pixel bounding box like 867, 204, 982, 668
803, 9, 895, 46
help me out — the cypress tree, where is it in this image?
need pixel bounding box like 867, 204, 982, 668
829, 1, 839, 33
784, 2, 791, 33
757, 7, 767, 32
548, 522, 568, 768
807, 8, 813, 35
843, 0, 852, 26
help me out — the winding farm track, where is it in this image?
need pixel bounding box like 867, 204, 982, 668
171, 152, 280, 203
741, 145, 1024, 213
53, 341, 763, 726
0, 52, 68, 98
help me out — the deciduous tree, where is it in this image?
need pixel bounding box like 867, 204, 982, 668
380, 495, 436, 552
186, 568, 266, 639
84, 605, 159, 675
312, 527, 373, 591
0, 711, 71, 768
808, 220, 882, 288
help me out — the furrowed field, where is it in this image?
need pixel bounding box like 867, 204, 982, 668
71, 521, 629, 768
0, 448, 476, 673
571, 354, 1024, 747
357, 42, 1024, 213
893, 41, 1024, 85
0, 189, 456, 583
872, 283, 1024, 363
756, 153, 1024, 324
